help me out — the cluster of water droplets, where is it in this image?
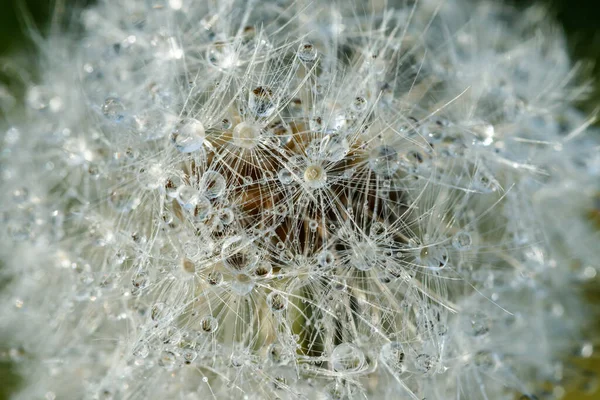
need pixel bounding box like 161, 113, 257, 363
1, 0, 599, 400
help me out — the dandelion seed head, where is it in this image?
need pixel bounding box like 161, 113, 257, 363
0, 0, 599, 399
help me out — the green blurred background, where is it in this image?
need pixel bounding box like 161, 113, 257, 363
0, 0, 598, 399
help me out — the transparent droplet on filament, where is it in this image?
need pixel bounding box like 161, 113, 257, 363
199, 315, 219, 333
200, 171, 226, 199
177, 186, 200, 210
249, 86, 276, 118
267, 292, 288, 312
297, 42, 317, 62
207, 41, 239, 69
452, 231, 472, 251
321, 134, 349, 162
221, 236, 259, 273
102, 97, 125, 121
331, 343, 366, 373
172, 118, 205, 153
380, 342, 406, 373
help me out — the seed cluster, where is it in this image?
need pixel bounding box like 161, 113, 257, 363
1, 0, 599, 399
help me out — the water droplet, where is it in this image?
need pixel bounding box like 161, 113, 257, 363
151, 302, 168, 322
351, 96, 367, 113
207, 271, 223, 286
102, 97, 125, 121
452, 231, 472, 251
278, 168, 294, 185
192, 196, 212, 222
318, 250, 335, 269
469, 312, 490, 337
266, 120, 292, 146
268, 342, 291, 365
304, 164, 327, 189
297, 42, 317, 62
200, 171, 226, 199
267, 292, 287, 312
230, 273, 255, 295
418, 245, 449, 270
221, 236, 259, 273
331, 343, 366, 373
321, 134, 349, 162
369, 146, 399, 176
207, 41, 238, 69
380, 342, 406, 373
131, 271, 149, 289
219, 208, 235, 225
415, 353, 434, 373
232, 122, 261, 149
473, 350, 494, 370
160, 326, 182, 344
177, 186, 200, 210
182, 349, 198, 364
133, 342, 150, 358
350, 242, 377, 271
158, 349, 178, 370
199, 315, 219, 333
249, 86, 276, 118
171, 118, 205, 153
254, 262, 272, 278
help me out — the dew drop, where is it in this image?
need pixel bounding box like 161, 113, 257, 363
207, 270, 223, 286
380, 342, 406, 373
221, 236, 259, 273
108, 189, 139, 213
415, 353, 434, 373
219, 208, 235, 225
200, 171, 226, 199
133, 342, 150, 359
171, 118, 205, 153
297, 42, 317, 62
199, 315, 219, 333
207, 41, 238, 69
419, 245, 449, 270
331, 343, 366, 373
131, 271, 149, 289
182, 349, 198, 364
254, 262, 272, 278
249, 86, 276, 118
268, 342, 291, 365
304, 164, 327, 189
158, 349, 178, 370
267, 292, 288, 312
318, 250, 335, 269
231, 273, 255, 295
192, 196, 212, 222
278, 168, 294, 185
102, 97, 125, 121
452, 231, 472, 251
177, 186, 200, 210
232, 122, 261, 149
321, 134, 349, 162
351, 96, 367, 113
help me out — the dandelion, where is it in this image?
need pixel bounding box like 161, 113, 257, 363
1, 0, 599, 399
